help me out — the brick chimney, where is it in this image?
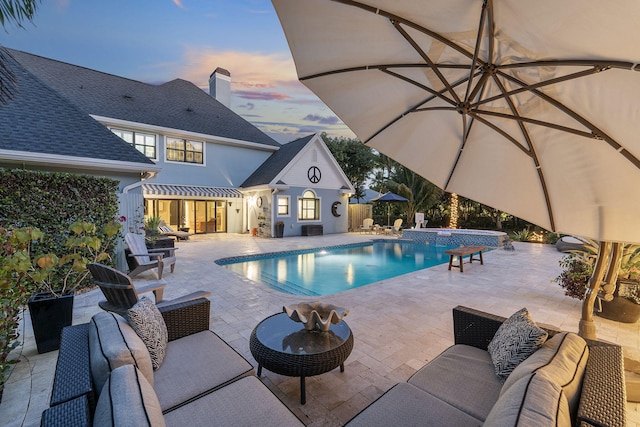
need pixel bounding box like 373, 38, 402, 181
209, 67, 231, 108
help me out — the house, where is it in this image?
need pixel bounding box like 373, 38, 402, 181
0, 52, 160, 191
241, 134, 354, 237
0, 49, 354, 239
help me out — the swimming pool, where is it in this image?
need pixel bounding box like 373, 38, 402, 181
216, 240, 463, 296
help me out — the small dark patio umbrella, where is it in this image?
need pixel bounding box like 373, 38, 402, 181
371, 192, 408, 226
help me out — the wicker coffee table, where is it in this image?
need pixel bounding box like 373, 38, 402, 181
249, 312, 354, 404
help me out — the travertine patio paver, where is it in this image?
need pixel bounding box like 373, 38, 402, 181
0, 233, 638, 426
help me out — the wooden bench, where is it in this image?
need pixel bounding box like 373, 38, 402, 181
444, 245, 488, 272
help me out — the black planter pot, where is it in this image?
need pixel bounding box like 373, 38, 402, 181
597, 280, 640, 324
28, 291, 74, 353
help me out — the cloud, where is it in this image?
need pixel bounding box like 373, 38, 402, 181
235, 90, 290, 101
303, 114, 340, 125
172, 0, 185, 8
178, 47, 299, 93
237, 102, 255, 110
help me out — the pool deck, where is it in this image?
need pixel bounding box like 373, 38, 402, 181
2, 232, 640, 426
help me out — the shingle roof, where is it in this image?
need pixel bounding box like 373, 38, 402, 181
9, 49, 280, 148
240, 134, 314, 188
0, 55, 156, 165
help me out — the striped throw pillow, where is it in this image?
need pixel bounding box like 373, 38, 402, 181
128, 297, 168, 370
488, 308, 548, 381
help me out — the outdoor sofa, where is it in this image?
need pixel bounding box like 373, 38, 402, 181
40, 298, 303, 426
347, 306, 626, 427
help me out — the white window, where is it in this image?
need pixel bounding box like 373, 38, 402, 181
298, 190, 319, 220
277, 196, 290, 216
111, 128, 157, 159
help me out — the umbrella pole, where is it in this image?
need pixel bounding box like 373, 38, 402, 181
578, 241, 622, 340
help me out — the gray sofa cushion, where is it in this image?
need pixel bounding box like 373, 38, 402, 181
164, 376, 303, 426
484, 371, 572, 426
89, 312, 154, 395
154, 330, 254, 412
407, 344, 502, 421
345, 382, 483, 427
93, 364, 165, 427
501, 332, 588, 420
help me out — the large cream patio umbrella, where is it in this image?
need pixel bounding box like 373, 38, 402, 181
272, 0, 640, 338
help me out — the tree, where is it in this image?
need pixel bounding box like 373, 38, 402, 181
0, 0, 40, 104
386, 164, 442, 227
322, 133, 377, 202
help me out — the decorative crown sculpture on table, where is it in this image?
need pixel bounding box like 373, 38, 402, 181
283, 302, 349, 332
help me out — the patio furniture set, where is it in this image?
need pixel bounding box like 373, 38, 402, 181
39, 296, 626, 426
37, 235, 625, 426
359, 218, 403, 235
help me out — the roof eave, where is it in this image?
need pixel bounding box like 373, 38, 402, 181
0, 149, 161, 174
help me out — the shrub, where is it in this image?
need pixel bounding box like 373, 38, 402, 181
553, 254, 593, 300
510, 228, 534, 242
0, 169, 120, 395
544, 232, 560, 245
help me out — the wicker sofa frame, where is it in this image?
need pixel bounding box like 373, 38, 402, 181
452, 305, 625, 427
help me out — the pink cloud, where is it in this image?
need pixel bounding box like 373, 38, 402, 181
235, 90, 290, 101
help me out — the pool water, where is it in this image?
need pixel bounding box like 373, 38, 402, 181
217, 240, 466, 296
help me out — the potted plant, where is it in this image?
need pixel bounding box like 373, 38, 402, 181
554, 239, 640, 323
2, 221, 121, 353
598, 244, 640, 323
0, 227, 41, 398
144, 216, 161, 238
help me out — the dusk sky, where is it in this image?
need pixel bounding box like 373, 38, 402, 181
1, 0, 355, 144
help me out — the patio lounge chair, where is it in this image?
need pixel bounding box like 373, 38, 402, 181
360, 218, 374, 234
125, 232, 177, 279
414, 212, 427, 228
392, 218, 403, 235
158, 220, 192, 240
87, 262, 211, 317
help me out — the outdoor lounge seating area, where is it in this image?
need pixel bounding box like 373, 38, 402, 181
40, 298, 303, 426
2, 233, 639, 427
346, 306, 625, 426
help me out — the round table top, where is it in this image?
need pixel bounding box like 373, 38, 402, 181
253, 312, 351, 356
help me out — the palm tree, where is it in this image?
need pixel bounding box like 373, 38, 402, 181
0, 0, 40, 104
387, 165, 442, 228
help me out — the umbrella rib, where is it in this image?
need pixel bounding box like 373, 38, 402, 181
474, 66, 607, 107
391, 20, 461, 104
497, 70, 640, 170
473, 109, 595, 139
300, 63, 471, 82
444, 79, 489, 191
363, 73, 480, 145
486, 0, 495, 63
466, 112, 531, 156
498, 59, 634, 71
490, 75, 556, 232
464, 0, 488, 102
381, 69, 457, 106
328, 0, 478, 62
